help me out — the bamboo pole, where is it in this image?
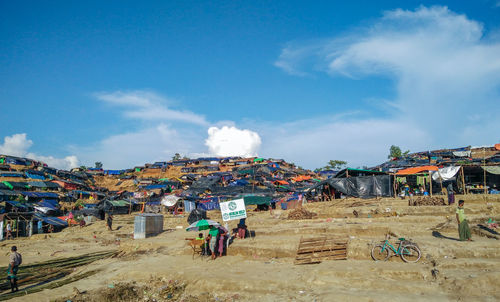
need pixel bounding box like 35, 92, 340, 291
429, 172, 433, 197
483, 148, 487, 194
461, 166, 466, 195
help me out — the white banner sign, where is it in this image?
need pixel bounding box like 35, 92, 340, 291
220, 198, 247, 222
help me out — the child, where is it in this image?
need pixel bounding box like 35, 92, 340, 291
456, 200, 471, 241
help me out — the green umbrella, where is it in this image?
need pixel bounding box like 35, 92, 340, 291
2, 181, 13, 190
186, 219, 220, 232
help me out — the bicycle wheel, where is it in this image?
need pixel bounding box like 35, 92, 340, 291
371, 244, 390, 261
400, 244, 421, 263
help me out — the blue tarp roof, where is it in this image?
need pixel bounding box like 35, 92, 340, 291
28, 181, 47, 188
6, 200, 32, 210
71, 190, 105, 196
140, 184, 168, 190
36, 201, 58, 210
196, 157, 219, 161
25, 172, 46, 180
105, 170, 122, 175
34, 213, 68, 227
0, 172, 24, 177
21, 191, 59, 198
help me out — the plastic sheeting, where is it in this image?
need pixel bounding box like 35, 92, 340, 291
452, 151, 471, 157
432, 166, 461, 181
161, 195, 180, 207
483, 166, 500, 175
187, 208, 207, 225
308, 175, 393, 198
197, 200, 220, 211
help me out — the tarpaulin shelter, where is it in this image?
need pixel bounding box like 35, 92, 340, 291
242, 195, 272, 205
308, 175, 393, 198
334, 168, 387, 178
0, 171, 24, 178
21, 191, 59, 199
34, 212, 68, 227
396, 166, 438, 175
187, 208, 207, 224
432, 166, 461, 181
292, 175, 311, 182
25, 170, 46, 180
0, 189, 19, 201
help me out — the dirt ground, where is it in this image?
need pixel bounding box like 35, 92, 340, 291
1, 194, 499, 301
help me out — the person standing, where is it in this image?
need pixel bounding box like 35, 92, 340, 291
456, 200, 471, 241
106, 213, 113, 231
208, 226, 219, 260
447, 183, 455, 205
6, 222, 12, 240
37, 220, 43, 234
7, 246, 22, 292
217, 226, 228, 257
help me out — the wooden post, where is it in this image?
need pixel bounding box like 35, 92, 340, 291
483, 148, 487, 194
393, 175, 397, 198
439, 172, 444, 195
429, 173, 433, 197
460, 166, 466, 195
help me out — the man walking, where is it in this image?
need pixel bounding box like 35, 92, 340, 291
456, 200, 471, 241
106, 213, 113, 231
7, 246, 22, 292
447, 183, 455, 205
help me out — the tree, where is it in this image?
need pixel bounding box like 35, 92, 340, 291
172, 153, 182, 161
388, 145, 410, 159
95, 162, 103, 169
316, 160, 347, 171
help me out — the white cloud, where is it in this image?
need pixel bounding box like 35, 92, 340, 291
74, 124, 205, 169
253, 116, 429, 169
205, 126, 261, 157
0, 133, 79, 170
0, 133, 33, 155
272, 5, 500, 168
95, 90, 208, 126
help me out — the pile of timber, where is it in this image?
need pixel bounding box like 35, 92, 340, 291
294, 236, 348, 265
0, 251, 116, 300
287, 207, 318, 220
408, 196, 446, 206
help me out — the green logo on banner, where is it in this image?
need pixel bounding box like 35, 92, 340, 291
228, 201, 237, 211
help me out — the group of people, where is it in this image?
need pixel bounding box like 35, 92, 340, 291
195, 224, 227, 260
194, 219, 248, 260
400, 183, 429, 198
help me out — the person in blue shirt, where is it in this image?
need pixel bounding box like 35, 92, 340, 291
37, 220, 43, 234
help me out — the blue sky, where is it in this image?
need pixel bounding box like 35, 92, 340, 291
1, 1, 499, 169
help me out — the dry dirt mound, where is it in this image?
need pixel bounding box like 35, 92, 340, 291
55, 279, 238, 302
408, 196, 446, 206
287, 207, 318, 220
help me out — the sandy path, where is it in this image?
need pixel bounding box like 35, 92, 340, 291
1, 194, 499, 301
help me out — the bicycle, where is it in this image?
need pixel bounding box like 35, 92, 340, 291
371, 235, 421, 263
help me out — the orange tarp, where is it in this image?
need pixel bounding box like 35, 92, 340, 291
396, 166, 438, 175
292, 175, 312, 182
495, 143, 500, 151
274, 180, 289, 185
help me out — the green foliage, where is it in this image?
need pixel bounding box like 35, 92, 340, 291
316, 159, 347, 171
388, 145, 410, 159
172, 153, 182, 161
95, 162, 103, 169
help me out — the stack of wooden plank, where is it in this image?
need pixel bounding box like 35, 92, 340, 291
294, 236, 348, 265
408, 196, 446, 206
